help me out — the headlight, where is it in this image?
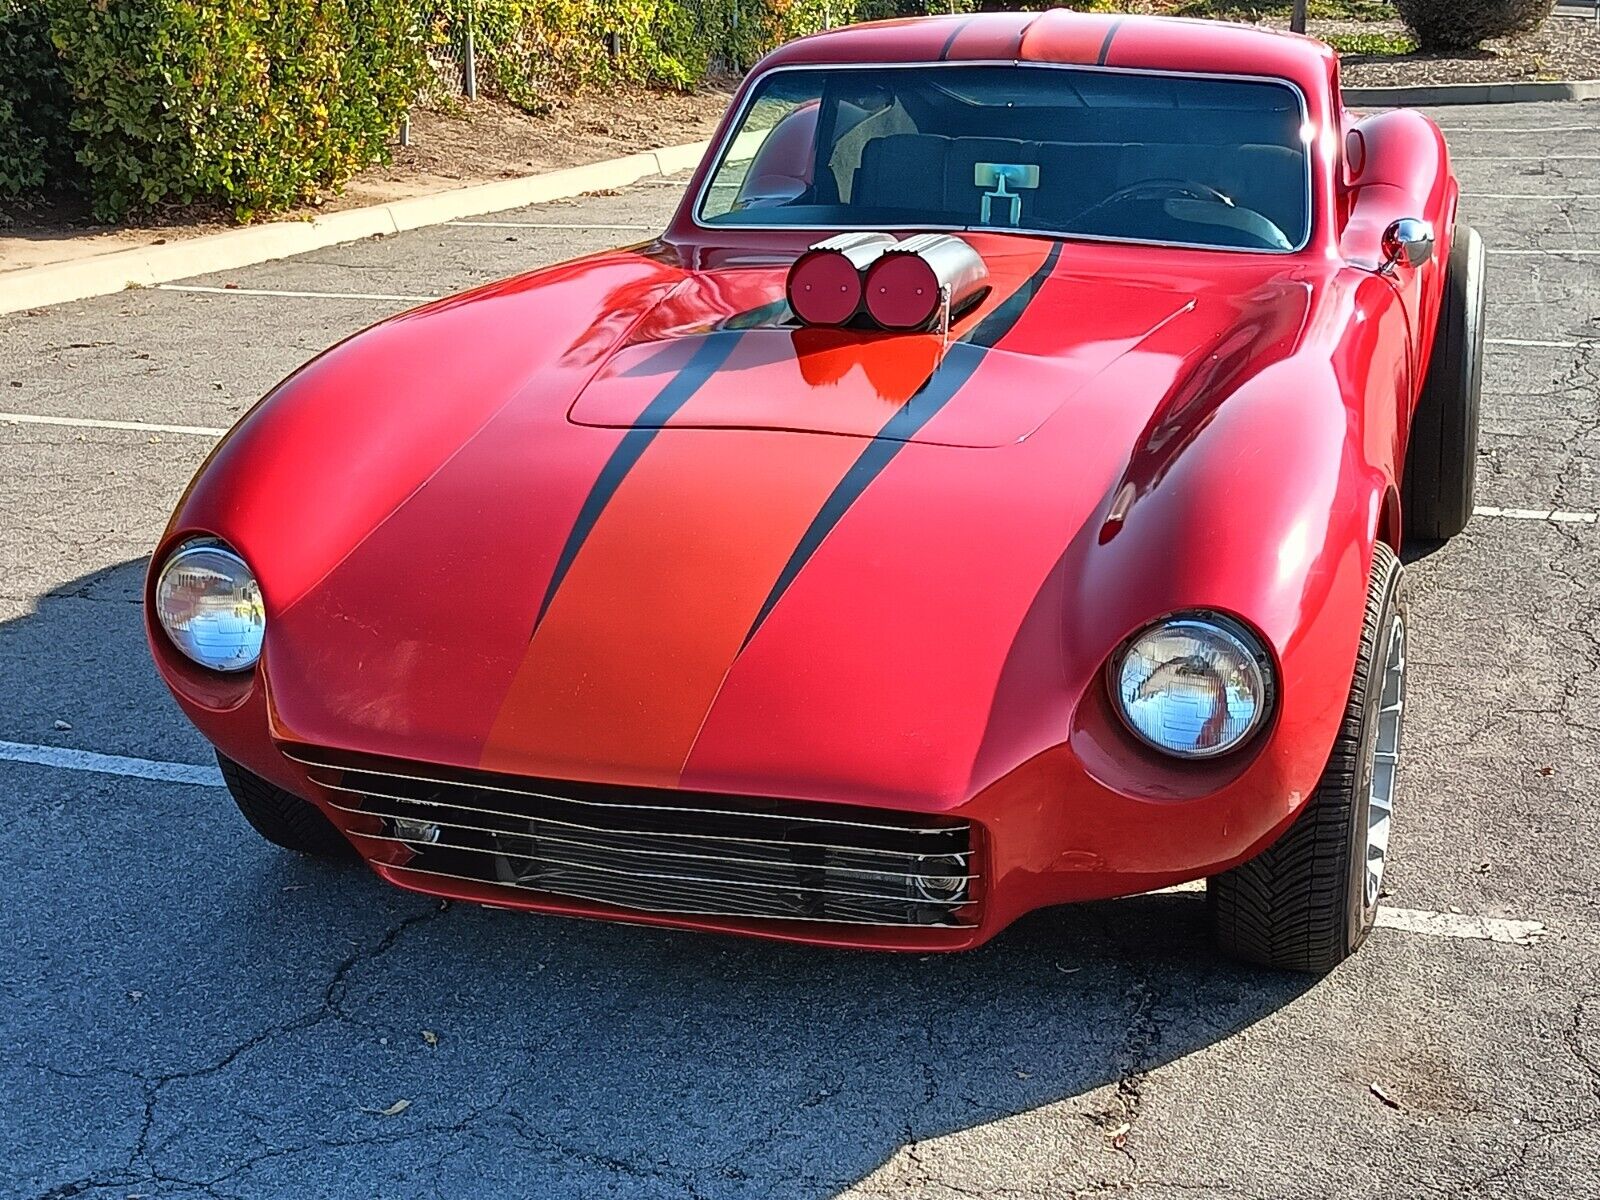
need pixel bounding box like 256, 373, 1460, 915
154, 541, 265, 672
1110, 613, 1273, 759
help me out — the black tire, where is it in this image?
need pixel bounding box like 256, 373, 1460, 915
217, 752, 356, 860
1209, 542, 1407, 974
1403, 223, 1485, 543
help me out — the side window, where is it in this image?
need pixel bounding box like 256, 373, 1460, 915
701, 77, 824, 219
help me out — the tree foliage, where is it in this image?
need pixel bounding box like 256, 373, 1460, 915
1392, 0, 1554, 51
0, 2, 73, 199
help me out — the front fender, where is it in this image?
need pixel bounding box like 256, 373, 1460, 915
153, 250, 683, 614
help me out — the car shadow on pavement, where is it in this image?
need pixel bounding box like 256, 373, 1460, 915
3, 560, 1319, 1199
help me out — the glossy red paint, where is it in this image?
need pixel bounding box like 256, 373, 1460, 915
148, 12, 1459, 951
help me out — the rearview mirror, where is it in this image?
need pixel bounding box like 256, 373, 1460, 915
1381, 218, 1435, 274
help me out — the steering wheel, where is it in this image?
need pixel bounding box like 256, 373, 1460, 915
1076, 178, 1235, 223
1074, 177, 1294, 251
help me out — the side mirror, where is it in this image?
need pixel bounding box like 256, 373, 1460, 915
1381, 218, 1435, 274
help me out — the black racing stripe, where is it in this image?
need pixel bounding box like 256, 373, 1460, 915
1095, 17, 1124, 66
742, 241, 1065, 647
719, 297, 790, 330
533, 329, 744, 632
964, 242, 1064, 349
938, 16, 972, 61
1014, 13, 1042, 58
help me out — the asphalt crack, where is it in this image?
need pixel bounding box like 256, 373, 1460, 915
24, 901, 451, 1200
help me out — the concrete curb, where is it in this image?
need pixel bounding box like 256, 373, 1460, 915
0, 140, 709, 317
1344, 78, 1600, 107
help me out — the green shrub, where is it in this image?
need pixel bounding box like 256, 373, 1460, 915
0, 1, 73, 198
44, 0, 431, 221
451, 0, 983, 114
1393, 0, 1554, 50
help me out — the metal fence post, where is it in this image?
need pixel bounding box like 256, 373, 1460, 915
463, 0, 478, 101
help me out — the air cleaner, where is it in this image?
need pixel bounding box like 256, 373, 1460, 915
786, 232, 897, 326
863, 233, 989, 332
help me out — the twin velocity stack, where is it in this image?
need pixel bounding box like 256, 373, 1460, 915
785, 232, 989, 332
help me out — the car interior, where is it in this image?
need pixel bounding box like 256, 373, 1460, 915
703, 66, 1312, 252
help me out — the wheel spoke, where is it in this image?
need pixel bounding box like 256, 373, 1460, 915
1364, 613, 1407, 909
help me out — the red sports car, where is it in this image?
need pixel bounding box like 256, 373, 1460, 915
148, 11, 1483, 973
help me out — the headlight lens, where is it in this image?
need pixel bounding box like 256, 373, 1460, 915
154, 541, 265, 672
1111, 614, 1273, 759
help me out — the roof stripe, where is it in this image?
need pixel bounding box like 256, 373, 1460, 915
937, 17, 972, 61
1095, 17, 1124, 66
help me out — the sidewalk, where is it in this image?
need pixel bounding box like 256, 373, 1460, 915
0, 93, 728, 281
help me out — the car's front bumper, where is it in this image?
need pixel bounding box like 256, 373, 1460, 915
165, 669, 1316, 953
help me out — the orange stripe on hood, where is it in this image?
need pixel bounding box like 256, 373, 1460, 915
480, 241, 1056, 786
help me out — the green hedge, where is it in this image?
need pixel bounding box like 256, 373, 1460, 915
42, 0, 429, 220
453, 0, 980, 113
0, 1, 73, 199
3, 0, 980, 218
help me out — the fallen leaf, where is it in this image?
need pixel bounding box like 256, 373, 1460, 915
1538, 766, 1554, 777
1369, 1082, 1401, 1110
422, 1030, 438, 1048
363, 1099, 411, 1117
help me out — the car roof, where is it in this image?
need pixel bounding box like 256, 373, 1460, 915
759, 10, 1336, 96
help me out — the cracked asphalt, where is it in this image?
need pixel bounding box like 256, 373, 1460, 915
3, 100, 1600, 1199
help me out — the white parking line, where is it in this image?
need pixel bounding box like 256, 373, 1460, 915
1377, 907, 1545, 946
1474, 505, 1598, 523
155, 284, 440, 302
1152, 881, 1545, 946
1456, 155, 1600, 162
1488, 248, 1600, 257
1488, 337, 1587, 348
1446, 126, 1600, 134
445, 221, 654, 230
0, 741, 223, 787
1470, 193, 1600, 200
0, 412, 227, 437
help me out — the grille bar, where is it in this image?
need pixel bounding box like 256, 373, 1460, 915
330, 799, 975, 882
317, 782, 972, 866
287, 744, 979, 929
349, 829, 974, 904
286, 750, 961, 839
385, 861, 973, 928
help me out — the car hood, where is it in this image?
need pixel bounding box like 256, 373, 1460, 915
566, 239, 1194, 448
180, 238, 1314, 806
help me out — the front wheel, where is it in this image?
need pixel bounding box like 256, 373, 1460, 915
1208, 541, 1407, 973
217, 753, 356, 860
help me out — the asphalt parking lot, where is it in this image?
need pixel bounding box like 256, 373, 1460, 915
3, 99, 1600, 1200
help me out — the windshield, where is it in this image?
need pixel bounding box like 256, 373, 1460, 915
697, 64, 1312, 253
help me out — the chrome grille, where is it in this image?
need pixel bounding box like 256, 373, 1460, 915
284, 747, 979, 928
